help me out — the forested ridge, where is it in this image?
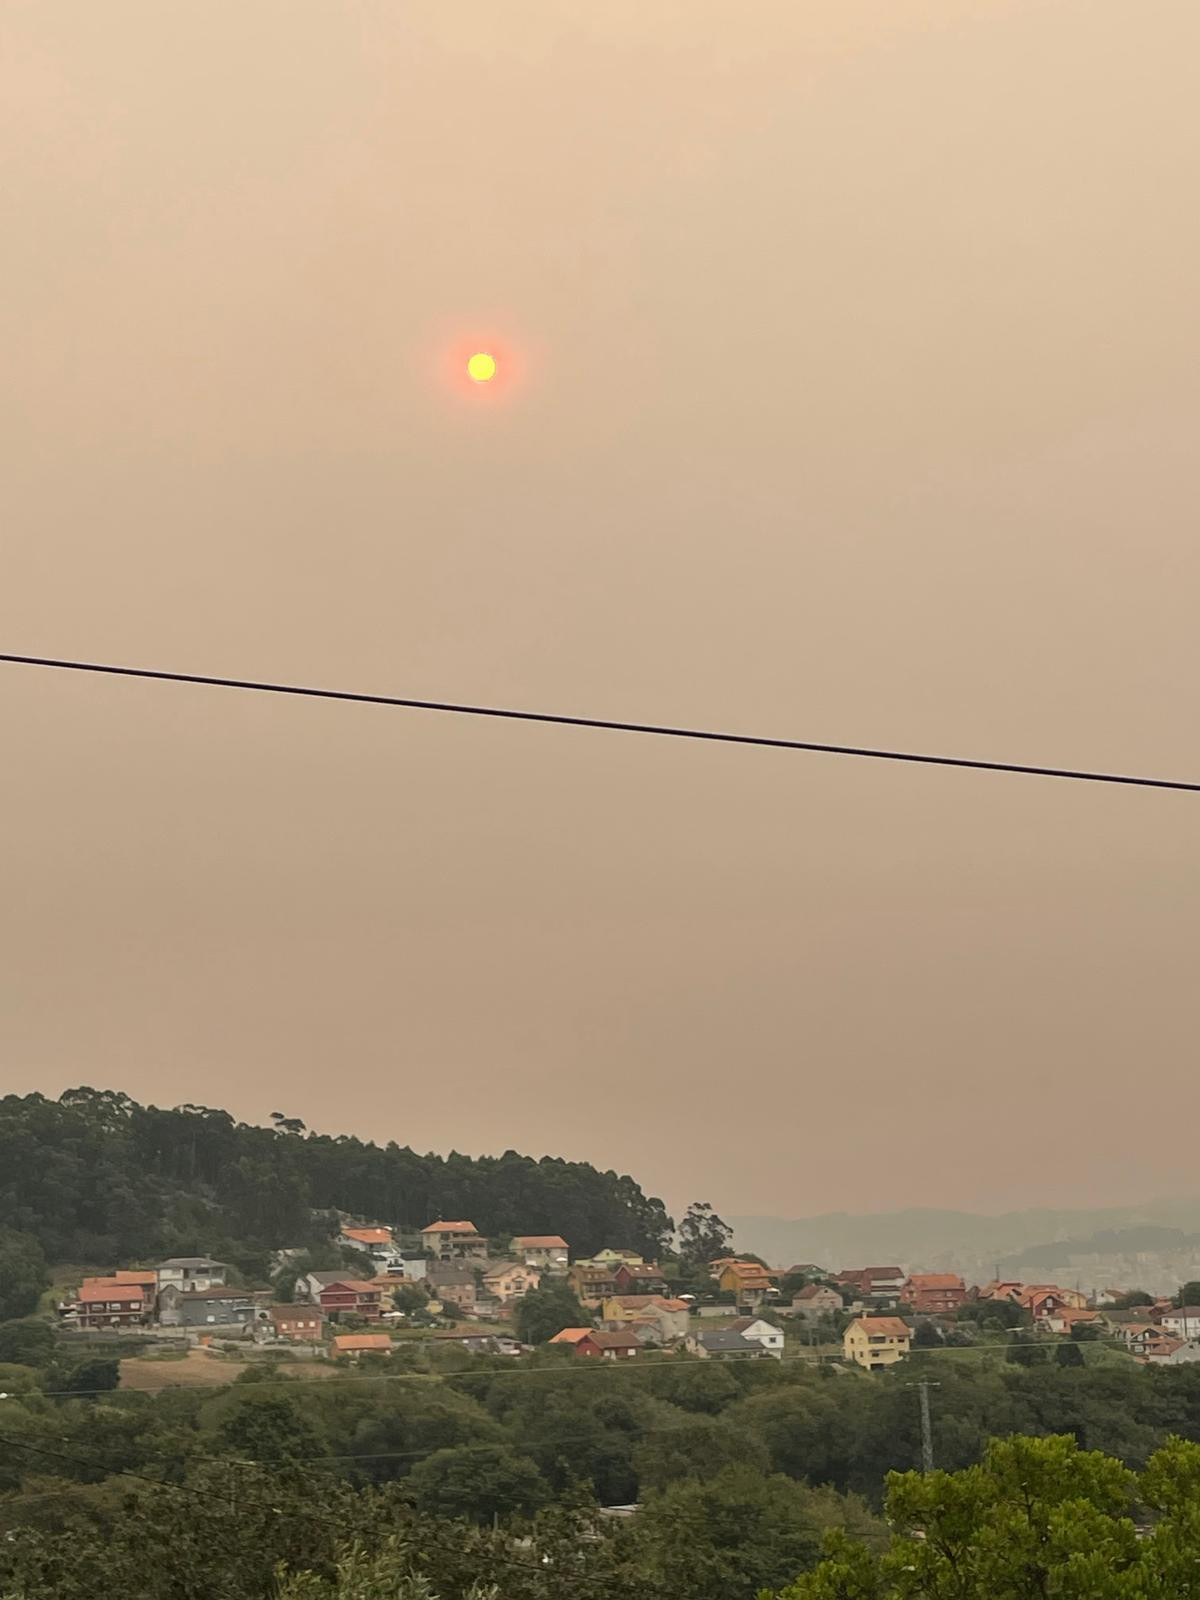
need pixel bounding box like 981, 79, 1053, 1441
0, 1088, 672, 1265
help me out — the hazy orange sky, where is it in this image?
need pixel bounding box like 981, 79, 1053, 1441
3, 1, 1198, 1220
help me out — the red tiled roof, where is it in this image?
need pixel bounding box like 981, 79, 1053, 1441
591, 1329, 639, 1349
79, 1278, 145, 1303
342, 1226, 393, 1245
113, 1270, 157, 1285
906, 1274, 964, 1290
549, 1328, 594, 1344
852, 1317, 910, 1337
421, 1220, 479, 1234
332, 1333, 391, 1352
318, 1279, 380, 1295
513, 1235, 568, 1248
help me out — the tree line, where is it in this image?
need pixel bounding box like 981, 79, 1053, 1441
0, 1087, 674, 1284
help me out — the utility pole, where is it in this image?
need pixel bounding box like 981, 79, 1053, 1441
907, 1378, 940, 1473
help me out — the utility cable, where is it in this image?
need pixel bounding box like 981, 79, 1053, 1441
2, 652, 1196, 793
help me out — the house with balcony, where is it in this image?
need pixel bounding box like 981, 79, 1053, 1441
568, 1263, 618, 1305
419, 1221, 488, 1260
511, 1235, 570, 1272
836, 1267, 906, 1308
482, 1261, 542, 1304
72, 1278, 151, 1329
843, 1316, 911, 1370
340, 1224, 406, 1273
715, 1261, 777, 1308
155, 1257, 229, 1295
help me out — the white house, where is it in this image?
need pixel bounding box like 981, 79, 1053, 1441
420, 1221, 488, 1260
727, 1316, 785, 1358
1161, 1307, 1200, 1341
340, 1225, 406, 1273
156, 1257, 228, 1294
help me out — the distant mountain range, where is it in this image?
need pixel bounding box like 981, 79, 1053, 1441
729, 1198, 1200, 1295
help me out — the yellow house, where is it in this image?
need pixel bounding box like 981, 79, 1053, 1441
577, 1248, 644, 1270
716, 1261, 775, 1298
843, 1316, 911, 1371
482, 1261, 542, 1303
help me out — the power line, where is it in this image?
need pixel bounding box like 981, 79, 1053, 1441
2, 652, 1197, 793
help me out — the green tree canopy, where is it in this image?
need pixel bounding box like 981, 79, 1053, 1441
0, 1089, 673, 1263
213, 1393, 324, 1464
0, 1230, 48, 1321
0, 1319, 55, 1368
775, 1434, 1200, 1600
677, 1202, 734, 1267
515, 1281, 592, 1345
625, 1465, 884, 1600
406, 1444, 548, 1523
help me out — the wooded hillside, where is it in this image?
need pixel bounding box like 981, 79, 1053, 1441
0, 1088, 673, 1267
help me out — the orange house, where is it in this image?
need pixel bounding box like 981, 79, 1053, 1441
904, 1273, 966, 1314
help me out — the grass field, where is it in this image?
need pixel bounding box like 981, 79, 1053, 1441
118, 1349, 344, 1391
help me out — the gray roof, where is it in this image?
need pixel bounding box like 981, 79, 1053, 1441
161, 1285, 252, 1302
427, 1263, 475, 1284
696, 1330, 758, 1352
158, 1257, 227, 1269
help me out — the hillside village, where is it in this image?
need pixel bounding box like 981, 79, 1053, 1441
58, 1217, 1200, 1371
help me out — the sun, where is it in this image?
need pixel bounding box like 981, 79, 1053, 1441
467, 351, 497, 384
